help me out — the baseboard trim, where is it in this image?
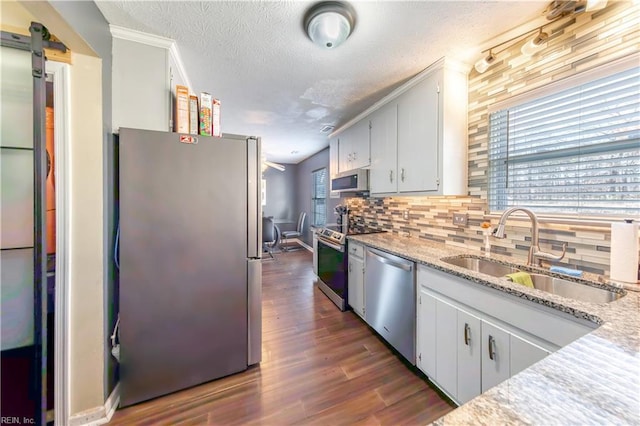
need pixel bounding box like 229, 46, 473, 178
102, 383, 120, 424
68, 383, 120, 426
296, 238, 313, 252
290, 238, 313, 252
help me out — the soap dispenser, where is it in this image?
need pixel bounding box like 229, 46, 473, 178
481, 221, 492, 256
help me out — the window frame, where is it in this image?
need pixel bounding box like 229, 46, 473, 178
486, 54, 640, 220
311, 167, 328, 227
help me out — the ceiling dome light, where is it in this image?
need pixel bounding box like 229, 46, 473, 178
304, 2, 355, 49
521, 30, 549, 57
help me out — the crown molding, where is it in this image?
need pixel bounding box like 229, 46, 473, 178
330, 57, 470, 137
109, 25, 192, 91
109, 25, 173, 49
169, 42, 192, 92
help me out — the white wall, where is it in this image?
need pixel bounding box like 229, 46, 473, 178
112, 37, 170, 132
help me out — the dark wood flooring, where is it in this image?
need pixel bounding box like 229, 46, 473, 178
110, 250, 454, 425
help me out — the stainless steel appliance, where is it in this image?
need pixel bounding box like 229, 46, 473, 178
365, 247, 416, 363
331, 169, 369, 193
118, 128, 262, 407
316, 224, 384, 311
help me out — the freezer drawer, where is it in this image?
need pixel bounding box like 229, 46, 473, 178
365, 247, 416, 364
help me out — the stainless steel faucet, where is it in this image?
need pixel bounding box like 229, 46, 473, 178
493, 207, 567, 267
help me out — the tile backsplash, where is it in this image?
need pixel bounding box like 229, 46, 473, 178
346, 3, 640, 277
346, 196, 616, 275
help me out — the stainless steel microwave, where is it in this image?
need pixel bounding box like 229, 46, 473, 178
331, 169, 369, 193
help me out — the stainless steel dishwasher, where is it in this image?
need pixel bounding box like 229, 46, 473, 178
365, 247, 416, 364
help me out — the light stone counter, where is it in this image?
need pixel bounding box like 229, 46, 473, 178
348, 233, 640, 425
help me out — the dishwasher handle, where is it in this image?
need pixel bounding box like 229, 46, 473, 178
367, 248, 413, 272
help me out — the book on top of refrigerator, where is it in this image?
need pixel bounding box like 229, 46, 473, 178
212, 98, 221, 137
189, 95, 199, 135
199, 92, 212, 136
175, 85, 190, 134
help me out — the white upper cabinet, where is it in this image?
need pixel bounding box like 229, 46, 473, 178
369, 102, 398, 194
369, 57, 469, 196
337, 118, 370, 172
329, 137, 340, 198
397, 70, 440, 193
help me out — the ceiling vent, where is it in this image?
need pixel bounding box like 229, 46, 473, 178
320, 125, 335, 134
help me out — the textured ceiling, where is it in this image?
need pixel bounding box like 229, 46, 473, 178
95, 1, 548, 163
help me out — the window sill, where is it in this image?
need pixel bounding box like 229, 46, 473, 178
485, 212, 637, 229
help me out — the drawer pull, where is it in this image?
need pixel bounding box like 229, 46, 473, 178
488, 335, 496, 360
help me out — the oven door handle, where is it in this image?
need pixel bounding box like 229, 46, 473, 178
317, 237, 344, 252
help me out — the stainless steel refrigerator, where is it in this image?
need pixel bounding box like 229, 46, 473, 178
118, 128, 262, 407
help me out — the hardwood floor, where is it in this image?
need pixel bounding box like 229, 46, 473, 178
110, 250, 455, 425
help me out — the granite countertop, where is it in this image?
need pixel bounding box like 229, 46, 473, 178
348, 233, 640, 425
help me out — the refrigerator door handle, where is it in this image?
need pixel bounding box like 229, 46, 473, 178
247, 258, 262, 365
247, 137, 261, 259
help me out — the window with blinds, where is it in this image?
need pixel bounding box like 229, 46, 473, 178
488, 66, 640, 217
312, 168, 327, 226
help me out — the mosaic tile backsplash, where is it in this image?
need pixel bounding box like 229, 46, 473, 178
346, 3, 640, 276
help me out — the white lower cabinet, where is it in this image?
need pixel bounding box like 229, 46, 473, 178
417, 287, 436, 377
435, 297, 458, 397
456, 309, 482, 404
510, 333, 550, 377
416, 265, 579, 405
480, 321, 510, 393
347, 242, 365, 318
312, 232, 318, 275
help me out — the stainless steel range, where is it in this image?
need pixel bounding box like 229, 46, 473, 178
315, 224, 384, 311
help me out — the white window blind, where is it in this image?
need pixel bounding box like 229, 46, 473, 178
488, 66, 640, 217
312, 168, 327, 226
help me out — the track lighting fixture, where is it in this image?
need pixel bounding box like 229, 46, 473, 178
545, 0, 608, 20
586, 0, 608, 11
474, 51, 496, 74
521, 30, 549, 57
474, 0, 610, 74
474, 24, 553, 74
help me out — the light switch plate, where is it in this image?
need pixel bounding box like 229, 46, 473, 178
453, 213, 468, 226
403, 209, 410, 220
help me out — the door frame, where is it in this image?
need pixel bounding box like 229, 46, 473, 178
45, 60, 70, 426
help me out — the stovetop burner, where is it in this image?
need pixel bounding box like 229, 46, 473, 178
348, 225, 387, 236
318, 225, 386, 246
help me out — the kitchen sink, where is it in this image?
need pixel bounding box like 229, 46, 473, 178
441, 256, 625, 304
528, 274, 623, 304
442, 256, 519, 277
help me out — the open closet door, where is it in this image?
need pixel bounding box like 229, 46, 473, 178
0, 40, 41, 424
0, 23, 66, 425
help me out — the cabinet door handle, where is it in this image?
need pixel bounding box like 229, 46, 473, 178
389, 170, 393, 183
488, 335, 496, 361
464, 323, 471, 346
401, 168, 405, 182
349, 262, 352, 272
